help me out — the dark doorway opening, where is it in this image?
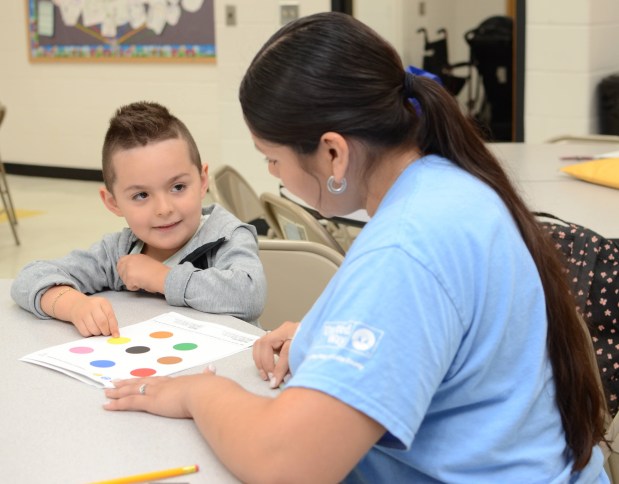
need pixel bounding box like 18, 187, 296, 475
332, 0, 353, 15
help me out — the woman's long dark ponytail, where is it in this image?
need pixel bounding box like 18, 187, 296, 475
410, 74, 607, 471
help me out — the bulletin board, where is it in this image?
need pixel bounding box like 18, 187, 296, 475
26, 0, 216, 62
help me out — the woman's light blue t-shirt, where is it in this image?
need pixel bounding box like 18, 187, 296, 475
286, 155, 607, 483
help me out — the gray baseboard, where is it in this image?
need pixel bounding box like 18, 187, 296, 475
4, 162, 103, 182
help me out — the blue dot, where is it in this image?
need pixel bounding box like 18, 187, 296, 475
90, 360, 115, 368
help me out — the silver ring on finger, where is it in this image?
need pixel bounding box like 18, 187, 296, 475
138, 383, 147, 396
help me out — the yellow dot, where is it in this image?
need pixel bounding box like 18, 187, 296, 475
107, 336, 131, 345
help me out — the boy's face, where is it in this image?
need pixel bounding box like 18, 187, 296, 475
100, 138, 208, 261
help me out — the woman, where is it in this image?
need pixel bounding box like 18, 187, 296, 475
105, 12, 608, 482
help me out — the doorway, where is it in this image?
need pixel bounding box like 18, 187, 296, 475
335, 0, 525, 142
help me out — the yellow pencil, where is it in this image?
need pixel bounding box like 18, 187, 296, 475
90, 464, 199, 484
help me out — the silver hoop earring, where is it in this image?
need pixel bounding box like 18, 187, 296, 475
327, 176, 347, 195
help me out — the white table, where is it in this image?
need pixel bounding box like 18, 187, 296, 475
491, 142, 619, 238
282, 143, 619, 238
0, 280, 275, 484
489, 142, 619, 182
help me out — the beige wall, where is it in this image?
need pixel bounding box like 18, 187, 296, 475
0, 1, 329, 196
525, 1, 619, 142
2, 0, 619, 193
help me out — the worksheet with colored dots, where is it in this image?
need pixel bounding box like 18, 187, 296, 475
20, 312, 259, 388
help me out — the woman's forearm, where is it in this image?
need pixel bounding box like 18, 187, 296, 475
185, 375, 291, 483
185, 374, 382, 484
104, 372, 382, 483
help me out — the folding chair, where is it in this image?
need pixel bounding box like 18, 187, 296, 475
257, 239, 344, 330
260, 192, 345, 255
0, 103, 19, 245
208, 164, 272, 237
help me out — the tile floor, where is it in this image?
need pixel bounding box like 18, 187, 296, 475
0, 175, 128, 279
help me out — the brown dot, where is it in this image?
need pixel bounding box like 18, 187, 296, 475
157, 356, 182, 365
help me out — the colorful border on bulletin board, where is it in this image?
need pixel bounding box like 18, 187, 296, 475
26, 0, 216, 62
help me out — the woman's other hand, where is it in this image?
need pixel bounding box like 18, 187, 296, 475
253, 321, 299, 389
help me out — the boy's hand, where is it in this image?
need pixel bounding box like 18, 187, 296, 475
42, 286, 120, 337
116, 254, 170, 294
70, 295, 120, 338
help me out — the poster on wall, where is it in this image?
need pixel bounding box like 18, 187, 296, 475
26, 0, 216, 62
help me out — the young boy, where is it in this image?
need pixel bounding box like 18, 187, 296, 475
11, 101, 266, 337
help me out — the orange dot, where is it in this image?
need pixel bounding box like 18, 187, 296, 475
150, 331, 173, 339
157, 356, 182, 365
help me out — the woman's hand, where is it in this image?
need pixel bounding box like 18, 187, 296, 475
253, 321, 299, 389
103, 369, 215, 418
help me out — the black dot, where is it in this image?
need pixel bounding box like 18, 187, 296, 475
126, 346, 150, 354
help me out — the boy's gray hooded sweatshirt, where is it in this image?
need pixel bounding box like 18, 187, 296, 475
11, 204, 266, 323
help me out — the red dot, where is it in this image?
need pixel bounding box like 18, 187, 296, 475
130, 368, 156, 377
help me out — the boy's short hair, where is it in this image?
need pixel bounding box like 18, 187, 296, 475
102, 101, 202, 192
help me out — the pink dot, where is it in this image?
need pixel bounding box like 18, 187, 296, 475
70, 346, 94, 354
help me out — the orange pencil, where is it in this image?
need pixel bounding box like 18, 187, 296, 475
90, 464, 199, 484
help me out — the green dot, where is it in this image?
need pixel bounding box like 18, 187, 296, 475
173, 342, 198, 351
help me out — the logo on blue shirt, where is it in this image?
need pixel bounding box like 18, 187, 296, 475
320, 321, 383, 357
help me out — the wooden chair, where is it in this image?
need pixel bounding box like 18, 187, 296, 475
0, 103, 19, 245
260, 192, 345, 255
257, 239, 344, 330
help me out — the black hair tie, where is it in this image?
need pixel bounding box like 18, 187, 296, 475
404, 71, 416, 98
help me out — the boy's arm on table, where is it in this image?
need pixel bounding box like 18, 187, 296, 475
10, 234, 126, 336
41, 285, 120, 337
